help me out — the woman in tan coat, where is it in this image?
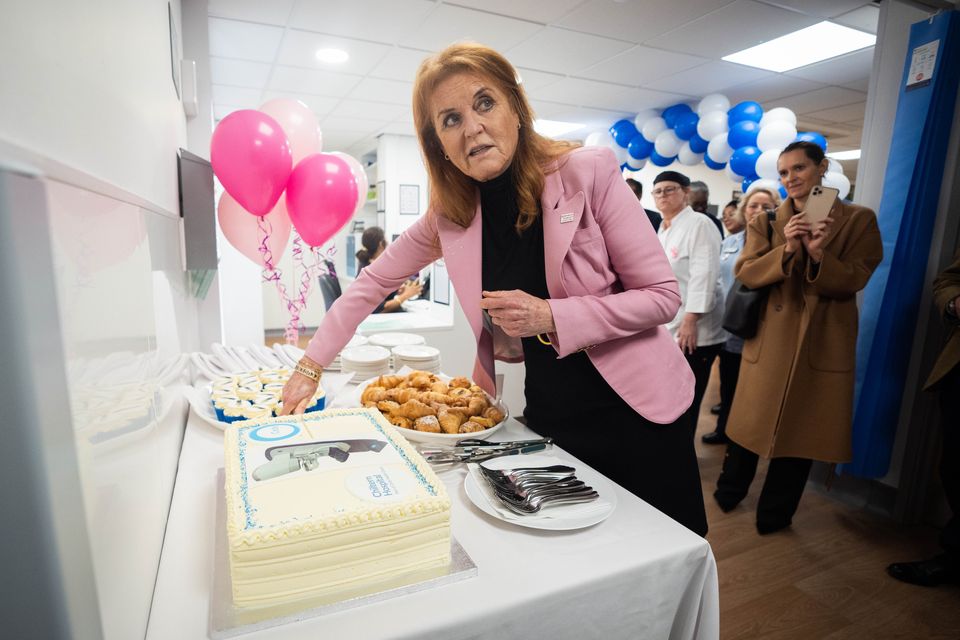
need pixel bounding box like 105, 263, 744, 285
713, 141, 883, 534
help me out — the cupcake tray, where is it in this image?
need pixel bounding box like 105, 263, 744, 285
209, 469, 477, 638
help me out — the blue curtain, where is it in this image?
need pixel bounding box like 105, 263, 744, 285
846, 10, 960, 478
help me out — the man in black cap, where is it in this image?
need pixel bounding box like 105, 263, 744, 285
653, 170, 725, 436
625, 178, 662, 231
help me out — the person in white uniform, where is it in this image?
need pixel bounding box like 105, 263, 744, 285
654, 170, 726, 435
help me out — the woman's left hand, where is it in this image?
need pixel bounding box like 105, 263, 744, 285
802, 216, 835, 263
480, 290, 556, 337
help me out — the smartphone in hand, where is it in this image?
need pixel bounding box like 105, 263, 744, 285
803, 185, 839, 225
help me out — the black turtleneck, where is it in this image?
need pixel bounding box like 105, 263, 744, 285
476, 169, 623, 424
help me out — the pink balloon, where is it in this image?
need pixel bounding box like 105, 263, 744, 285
259, 98, 323, 164
210, 109, 292, 216
330, 151, 369, 216
285, 153, 359, 247
217, 192, 292, 268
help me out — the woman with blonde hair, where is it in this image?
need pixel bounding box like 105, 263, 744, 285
280, 42, 707, 535
702, 189, 779, 445
714, 142, 882, 533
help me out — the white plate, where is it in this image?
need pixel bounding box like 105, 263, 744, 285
464, 455, 617, 530
340, 345, 391, 364
392, 345, 440, 360
352, 374, 508, 444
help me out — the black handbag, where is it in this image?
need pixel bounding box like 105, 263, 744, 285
722, 211, 775, 339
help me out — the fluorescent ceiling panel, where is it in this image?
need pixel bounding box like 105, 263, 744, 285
723, 22, 876, 73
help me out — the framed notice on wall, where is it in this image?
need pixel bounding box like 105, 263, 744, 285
376, 181, 386, 212
399, 184, 420, 215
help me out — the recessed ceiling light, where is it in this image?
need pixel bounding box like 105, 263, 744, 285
722, 22, 875, 73
315, 48, 349, 64
827, 149, 861, 160
534, 119, 584, 137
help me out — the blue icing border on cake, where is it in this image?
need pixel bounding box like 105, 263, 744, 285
236, 410, 438, 531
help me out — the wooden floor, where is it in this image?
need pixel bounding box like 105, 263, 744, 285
694, 367, 960, 639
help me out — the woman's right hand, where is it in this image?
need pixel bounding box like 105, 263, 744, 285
784, 214, 811, 255
278, 367, 321, 415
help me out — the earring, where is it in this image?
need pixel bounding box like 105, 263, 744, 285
517, 122, 521, 130
444, 154, 450, 161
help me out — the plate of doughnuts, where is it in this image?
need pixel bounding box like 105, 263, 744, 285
354, 369, 508, 444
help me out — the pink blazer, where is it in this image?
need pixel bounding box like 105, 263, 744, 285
305, 146, 694, 424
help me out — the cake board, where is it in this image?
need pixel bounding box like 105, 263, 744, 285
210, 469, 477, 638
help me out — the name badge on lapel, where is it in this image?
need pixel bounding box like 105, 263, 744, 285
560, 212, 575, 224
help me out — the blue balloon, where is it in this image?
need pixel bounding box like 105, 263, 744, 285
727, 120, 760, 149
704, 154, 726, 170
609, 119, 639, 148
649, 150, 676, 167
742, 176, 757, 192
627, 134, 654, 160
730, 145, 761, 178
728, 100, 763, 126
779, 185, 788, 199
662, 103, 693, 129
673, 111, 699, 141
688, 132, 709, 154
794, 131, 828, 152
620, 163, 630, 172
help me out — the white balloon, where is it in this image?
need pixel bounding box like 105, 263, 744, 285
697, 110, 729, 141
626, 155, 647, 170
641, 117, 667, 143
755, 148, 782, 181
677, 142, 703, 166
697, 93, 730, 116
822, 171, 851, 200
747, 178, 781, 194
585, 130, 615, 148
654, 130, 683, 157
707, 133, 734, 163
612, 143, 630, 166
330, 152, 369, 215
759, 107, 797, 128
757, 120, 798, 152
827, 158, 843, 175
725, 163, 744, 183
633, 109, 660, 132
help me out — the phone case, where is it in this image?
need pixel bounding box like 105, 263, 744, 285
803, 185, 839, 224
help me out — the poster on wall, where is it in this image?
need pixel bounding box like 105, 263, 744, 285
376, 181, 386, 213
399, 184, 420, 215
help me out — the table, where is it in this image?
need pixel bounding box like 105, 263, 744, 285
146, 381, 719, 640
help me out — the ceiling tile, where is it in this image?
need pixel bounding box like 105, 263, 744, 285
330, 99, 408, 121
786, 48, 875, 86
527, 78, 637, 111
277, 30, 393, 75
724, 75, 826, 105
368, 47, 432, 81
260, 91, 341, 117
832, 4, 881, 34
213, 104, 243, 122
321, 115, 389, 133
290, 0, 435, 43
208, 18, 284, 63
268, 66, 363, 98
445, 0, 585, 24
645, 61, 775, 96
516, 67, 565, 92
774, 85, 866, 114
645, 0, 819, 58
321, 130, 372, 152
544, 105, 635, 131
209, 57, 272, 89
379, 121, 417, 136
843, 76, 870, 92
348, 77, 415, 106
399, 4, 543, 53
506, 27, 634, 75
529, 99, 578, 119
577, 46, 709, 86
208, 0, 296, 26
804, 101, 866, 123
211, 85, 262, 108
556, 0, 732, 44
758, 0, 873, 19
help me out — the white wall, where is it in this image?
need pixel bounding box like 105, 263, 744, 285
0, 2, 198, 638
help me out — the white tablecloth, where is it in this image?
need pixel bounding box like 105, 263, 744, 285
146, 381, 719, 640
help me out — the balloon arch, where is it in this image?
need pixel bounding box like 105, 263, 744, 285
584, 94, 851, 201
